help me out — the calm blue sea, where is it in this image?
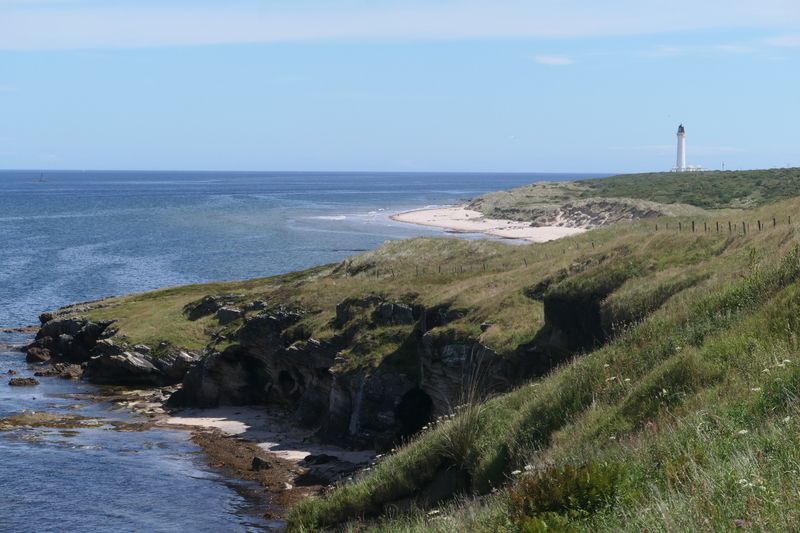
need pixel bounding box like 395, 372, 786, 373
0, 170, 604, 531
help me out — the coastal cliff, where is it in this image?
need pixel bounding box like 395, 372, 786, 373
19, 168, 800, 531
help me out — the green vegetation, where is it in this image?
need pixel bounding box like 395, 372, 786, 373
471, 167, 800, 224
285, 198, 800, 531
55, 168, 800, 531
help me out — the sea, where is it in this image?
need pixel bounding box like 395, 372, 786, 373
0, 170, 604, 531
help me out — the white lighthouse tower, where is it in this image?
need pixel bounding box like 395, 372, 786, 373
675, 124, 686, 171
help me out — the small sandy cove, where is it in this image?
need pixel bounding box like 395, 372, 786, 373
391, 205, 585, 243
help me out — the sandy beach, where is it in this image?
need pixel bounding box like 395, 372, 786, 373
391, 205, 586, 242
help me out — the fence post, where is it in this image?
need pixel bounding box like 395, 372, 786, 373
729, 221, 732, 233
758, 220, 762, 231
692, 221, 695, 232
591, 242, 595, 249
716, 221, 719, 233
774, 217, 777, 228
743, 221, 747, 235
523, 258, 528, 267
704, 222, 707, 232
655, 223, 658, 231
679, 222, 682, 232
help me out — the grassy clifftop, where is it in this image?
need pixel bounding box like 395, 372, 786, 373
51, 168, 800, 531
285, 196, 800, 531
470, 167, 800, 226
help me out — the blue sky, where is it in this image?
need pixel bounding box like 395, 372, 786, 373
0, 1, 798, 173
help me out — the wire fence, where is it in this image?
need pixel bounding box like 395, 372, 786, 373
346, 215, 795, 279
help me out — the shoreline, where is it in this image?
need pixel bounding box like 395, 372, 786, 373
390, 204, 586, 242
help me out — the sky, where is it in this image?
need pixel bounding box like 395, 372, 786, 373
0, 0, 799, 173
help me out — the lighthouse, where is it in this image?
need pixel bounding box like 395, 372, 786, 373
675, 124, 686, 171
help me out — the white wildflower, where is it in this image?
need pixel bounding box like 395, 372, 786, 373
737, 429, 749, 435
751, 387, 762, 392
624, 378, 631, 382
511, 470, 522, 476
427, 510, 441, 517
524, 464, 533, 472
784, 416, 791, 423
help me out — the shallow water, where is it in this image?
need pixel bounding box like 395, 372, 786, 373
0, 170, 604, 529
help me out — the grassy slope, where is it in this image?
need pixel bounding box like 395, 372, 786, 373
58, 168, 800, 530
287, 197, 800, 531
472, 167, 800, 223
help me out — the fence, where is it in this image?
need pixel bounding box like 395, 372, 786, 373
654, 215, 792, 235
347, 215, 795, 280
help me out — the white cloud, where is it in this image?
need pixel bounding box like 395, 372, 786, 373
0, 1, 798, 50
535, 55, 574, 66
765, 33, 800, 47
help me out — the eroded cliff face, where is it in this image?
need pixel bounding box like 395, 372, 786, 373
169, 296, 524, 450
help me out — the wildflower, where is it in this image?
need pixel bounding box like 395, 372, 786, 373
609, 435, 617, 440
737, 429, 749, 435
511, 470, 522, 476
606, 376, 617, 382
762, 368, 770, 373
750, 387, 762, 392
624, 378, 631, 382
784, 416, 791, 423
524, 464, 533, 472
603, 364, 610, 368
427, 510, 441, 517
784, 359, 792, 364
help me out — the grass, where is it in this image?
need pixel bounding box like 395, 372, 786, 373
285, 198, 800, 531
471, 167, 800, 224
47, 169, 800, 530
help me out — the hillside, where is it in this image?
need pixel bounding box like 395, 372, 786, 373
26, 168, 800, 531
470, 167, 800, 227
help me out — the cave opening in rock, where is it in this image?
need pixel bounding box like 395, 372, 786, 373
395, 388, 433, 440
278, 370, 303, 400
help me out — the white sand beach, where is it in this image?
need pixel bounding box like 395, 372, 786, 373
391, 205, 586, 243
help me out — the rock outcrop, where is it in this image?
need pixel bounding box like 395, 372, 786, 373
172, 296, 521, 450
84, 340, 199, 386
25, 316, 115, 364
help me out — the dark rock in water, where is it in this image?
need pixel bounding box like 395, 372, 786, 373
59, 364, 83, 380
251, 457, 272, 471
9, 377, 39, 386
216, 306, 242, 325
33, 363, 83, 379
29, 317, 115, 364
7, 369, 17, 375
25, 346, 51, 363
39, 312, 54, 325
84, 351, 166, 386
